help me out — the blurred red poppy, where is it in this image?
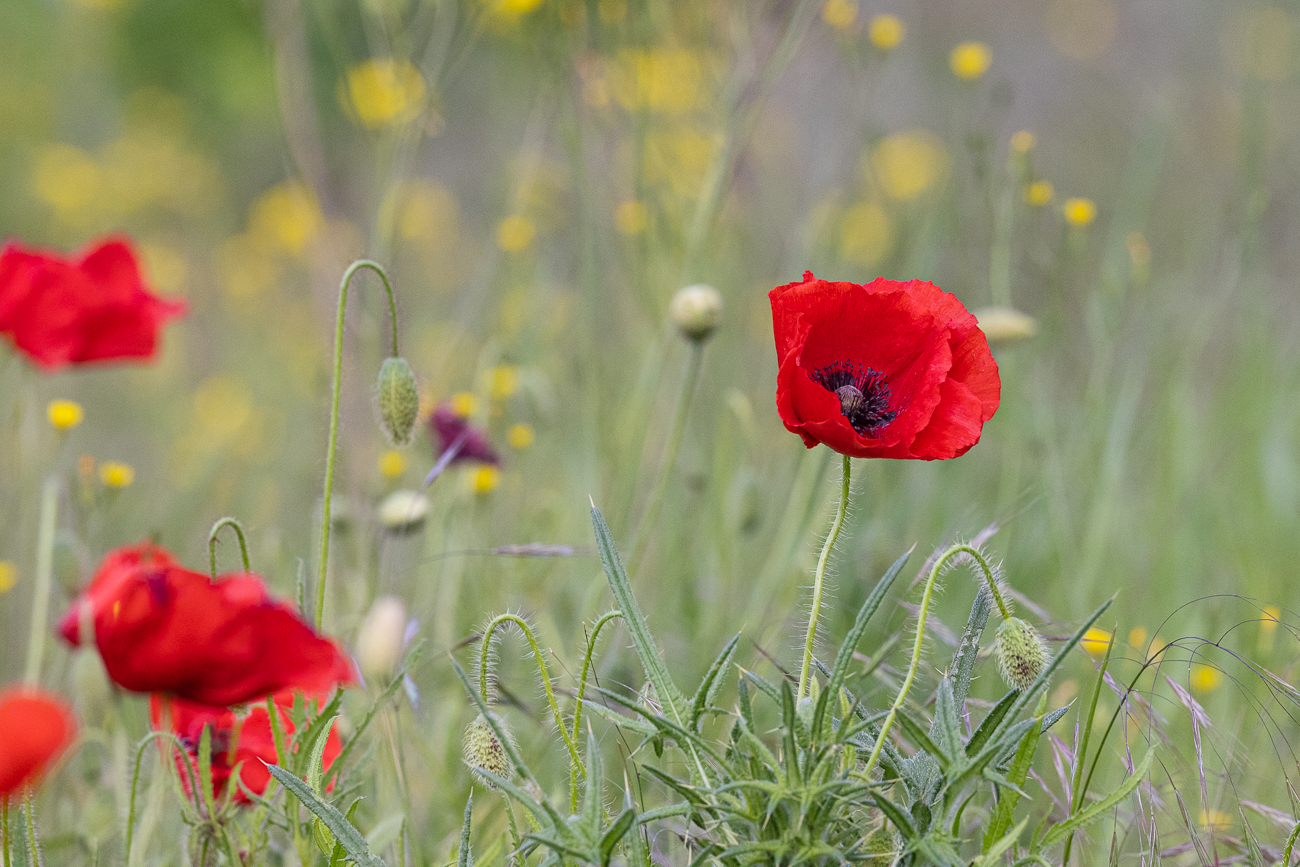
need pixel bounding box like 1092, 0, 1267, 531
58, 542, 355, 706
425, 403, 500, 484
770, 272, 1000, 460
150, 692, 341, 804
0, 687, 77, 800
0, 236, 185, 369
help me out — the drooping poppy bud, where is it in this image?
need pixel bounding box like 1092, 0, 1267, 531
0, 687, 77, 800
462, 712, 516, 786
377, 356, 420, 446
995, 617, 1049, 691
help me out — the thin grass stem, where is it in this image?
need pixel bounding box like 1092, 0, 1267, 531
23, 477, 58, 684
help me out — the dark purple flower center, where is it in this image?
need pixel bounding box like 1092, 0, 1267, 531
811, 361, 896, 436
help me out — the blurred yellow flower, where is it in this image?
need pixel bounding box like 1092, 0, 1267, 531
1190, 663, 1223, 693
497, 215, 536, 253
216, 235, 281, 299
821, 0, 857, 31
379, 450, 407, 479
615, 200, 648, 235
1009, 130, 1036, 153
1081, 627, 1113, 656
507, 422, 535, 449
139, 242, 189, 294
950, 42, 992, 80
643, 125, 718, 197
249, 183, 322, 256
1128, 626, 1148, 648
1024, 180, 1054, 207
344, 59, 427, 129
485, 0, 543, 17
871, 130, 949, 201
610, 48, 706, 114
868, 14, 905, 50
394, 179, 459, 242
47, 399, 84, 431
468, 465, 500, 494
450, 392, 479, 418
838, 201, 894, 266
1063, 197, 1097, 226
0, 561, 16, 594
489, 365, 519, 400
1199, 809, 1232, 832
1261, 604, 1281, 635
100, 462, 135, 489
32, 144, 102, 215
598, 0, 626, 24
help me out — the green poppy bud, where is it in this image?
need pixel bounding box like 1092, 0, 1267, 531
995, 616, 1049, 691
377, 489, 430, 534
462, 712, 516, 786
356, 595, 407, 682
377, 356, 419, 446
669, 284, 723, 342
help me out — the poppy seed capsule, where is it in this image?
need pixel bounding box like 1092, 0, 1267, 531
995, 617, 1049, 691
668, 284, 723, 342
462, 712, 516, 786
377, 356, 419, 446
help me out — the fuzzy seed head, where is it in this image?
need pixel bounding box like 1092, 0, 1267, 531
462, 712, 516, 785
377, 356, 420, 446
996, 617, 1049, 691
668, 284, 723, 342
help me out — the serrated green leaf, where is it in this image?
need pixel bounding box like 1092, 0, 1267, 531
1041, 705, 1071, 733
895, 711, 948, 772
265, 764, 386, 867
966, 689, 1020, 756
582, 730, 604, 832
692, 633, 740, 732
598, 809, 635, 866
873, 795, 917, 841
932, 679, 963, 760
196, 723, 218, 821
294, 689, 345, 777
973, 818, 1028, 867
945, 587, 993, 711
458, 792, 473, 867
1040, 749, 1155, 846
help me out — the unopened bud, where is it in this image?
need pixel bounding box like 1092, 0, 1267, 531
462, 712, 516, 785
995, 617, 1049, 691
668, 284, 723, 342
862, 823, 897, 867
377, 357, 420, 446
356, 596, 407, 682
377, 489, 430, 533
973, 307, 1038, 347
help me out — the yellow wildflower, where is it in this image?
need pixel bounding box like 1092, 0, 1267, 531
871, 131, 949, 201
1081, 627, 1113, 657
450, 392, 479, 419
868, 14, 905, 50
249, 183, 322, 256
100, 462, 135, 489
489, 365, 519, 400
1128, 626, 1148, 648
1024, 180, 1054, 207
344, 59, 426, 129
379, 450, 407, 479
821, 0, 857, 31
507, 423, 535, 449
0, 561, 16, 594
615, 200, 648, 235
496, 215, 536, 253
1190, 663, 1223, 694
1200, 809, 1232, 832
838, 201, 894, 266
1009, 130, 1036, 153
468, 465, 500, 494
950, 42, 992, 80
47, 399, 84, 431
1063, 197, 1097, 226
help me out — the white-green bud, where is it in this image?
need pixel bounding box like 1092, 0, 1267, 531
668, 284, 723, 342
462, 712, 516, 786
973, 306, 1038, 347
377, 489, 430, 533
995, 616, 1049, 691
356, 595, 407, 682
377, 356, 420, 446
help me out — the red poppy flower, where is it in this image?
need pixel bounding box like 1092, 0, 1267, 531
0, 687, 77, 800
150, 692, 341, 804
58, 542, 356, 706
0, 236, 185, 369
425, 403, 500, 484
770, 272, 1000, 460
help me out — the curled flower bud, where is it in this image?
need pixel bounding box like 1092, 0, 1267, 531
668, 284, 723, 342
377, 489, 430, 533
462, 712, 516, 785
995, 617, 1049, 691
377, 356, 419, 446
356, 595, 407, 682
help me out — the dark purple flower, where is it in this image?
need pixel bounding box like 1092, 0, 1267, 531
425, 404, 500, 485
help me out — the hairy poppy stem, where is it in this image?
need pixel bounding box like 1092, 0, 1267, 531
860, 543, 968, 782
626, 340, 705, 575
24, 477, 58, 685
2, 799, 10, 867
796, 454, 851, 703
22, 793, 40, 867
207, 516, 251, 578
317, 259, 400, 630
570, 610, 623, 808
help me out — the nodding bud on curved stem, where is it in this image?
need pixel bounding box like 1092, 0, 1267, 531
995, 616, 1049, 691
377, 356, 419, 446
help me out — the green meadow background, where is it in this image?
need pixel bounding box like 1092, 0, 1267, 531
3, 0, 1300, 862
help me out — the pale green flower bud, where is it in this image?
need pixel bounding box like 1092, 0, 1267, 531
973, 306, 1038, 347
377, 356, 420, 446
995, 616, 1049, 691
356, 595, 407, 682
669, 284, 723, 342
463, 712, 516, 786
377, 489, 430, 533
